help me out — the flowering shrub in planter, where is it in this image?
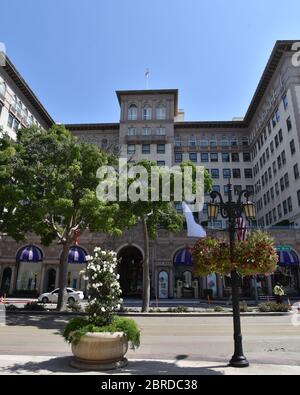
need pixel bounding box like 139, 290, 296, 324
63, 247, 140, 369
192, 231, 278, 276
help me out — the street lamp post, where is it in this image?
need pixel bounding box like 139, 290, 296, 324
207, 181, 256, 368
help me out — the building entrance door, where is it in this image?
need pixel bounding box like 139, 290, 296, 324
117, 246, 143, 298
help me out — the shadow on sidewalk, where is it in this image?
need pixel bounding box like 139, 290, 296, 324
6, 314, 69, 334
1, 357, 225, 375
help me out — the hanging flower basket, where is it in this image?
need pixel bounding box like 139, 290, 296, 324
192, 231, 278, 276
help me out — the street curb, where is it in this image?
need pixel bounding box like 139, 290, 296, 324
4, 311, 292, 317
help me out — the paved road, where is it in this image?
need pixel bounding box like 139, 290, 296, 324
1, 314, 300, 366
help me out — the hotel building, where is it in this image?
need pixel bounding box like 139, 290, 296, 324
1, 40, 300, 300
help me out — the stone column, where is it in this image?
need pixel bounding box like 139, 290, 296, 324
9, 265, 16, 295
40, 265, 46, 294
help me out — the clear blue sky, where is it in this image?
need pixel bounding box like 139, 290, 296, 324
1, 0, 300, 124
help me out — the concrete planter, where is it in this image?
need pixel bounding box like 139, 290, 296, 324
70, 332, 128, 371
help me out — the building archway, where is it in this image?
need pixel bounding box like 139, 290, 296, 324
117, 246, 143, 298
1, 267, 12, 295
15, 245, 43, 294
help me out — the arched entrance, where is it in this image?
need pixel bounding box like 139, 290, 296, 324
117, 246, 143, 298
16, 245, 43, 294
46, 268, 56, 292
1, 267, 12, 295
173, 247, 195, 299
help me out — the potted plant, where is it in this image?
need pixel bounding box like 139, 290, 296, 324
63, 247, 140, 370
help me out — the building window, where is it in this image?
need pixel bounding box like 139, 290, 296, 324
278, 129, 283, 143
244, 169, 253, 179
142, 127, 151, 135
297, 190, 300, 207
189, 153, 197, 162
277, 155, 282, 170
143, 106, 152, 120
128, 104, 138, 121
212, 185, 220, 193
13, 119, 20, 132
7, 113, 14, 128
157, 144, 165, 154
189, 136, 197, 147
275, 182, 279, 196
127, 144, 135, 155
283, 94, 288, 110
231, 152, 240, 162
175, 153, 182, 163
286, 116, 292, 132
156, 127, 166, 136
270, 187, 274, 200
156, 105, 166, 120
142, 144, 150, 154
281, 150, 286, 165
284, 172, 290, 189
288, 197, 293, 212
278, 204, 282, 219
270, 141, 274, 154
272, 161, 277, 175
222, 152, 230, 162
294, 164, 299, 180
224, 185, 229, 195
243, 152, 251, 162
157, 161, 165, 166
210, 153, 218, 162
127, 127, 136, 136
211, 169, 219, 179
283, 200, 288, 215
275, 135, 279, 148
280, 177, 285, 192
223, 169, 231, 179
268, 167, 272, 180
234, 185, 242, 196
201, 153, 209, 163
290, 140, 296, 155
233, 169, 241, 179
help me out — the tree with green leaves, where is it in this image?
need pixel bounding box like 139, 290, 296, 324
0, 126, 135, 311
118, 159, 212, 312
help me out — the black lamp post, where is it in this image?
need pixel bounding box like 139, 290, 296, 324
207, 181, 256, 368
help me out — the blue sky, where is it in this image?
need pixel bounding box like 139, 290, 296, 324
1, 0, 300, 124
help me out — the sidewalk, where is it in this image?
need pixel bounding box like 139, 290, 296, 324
0, 354, 299, 375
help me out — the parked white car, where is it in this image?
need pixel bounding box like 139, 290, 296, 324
38, 288, 84, 304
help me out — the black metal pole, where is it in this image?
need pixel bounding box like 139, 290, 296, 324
227, 182, 249, 368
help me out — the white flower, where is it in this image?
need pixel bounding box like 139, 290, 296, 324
116, 304, 120, 310
101, 307, 106, 312
113, 257, 117, 262
116, 274, 120, 280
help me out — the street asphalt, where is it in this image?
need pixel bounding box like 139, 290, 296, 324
0, 313, 299, 374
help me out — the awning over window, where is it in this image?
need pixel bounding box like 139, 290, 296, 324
68, 246, 87, 264
174, 248, 193, 266
16, 245, 43, 263
277, 249, 299, 266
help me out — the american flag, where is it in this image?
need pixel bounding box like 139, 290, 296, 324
236, 216, 247, 241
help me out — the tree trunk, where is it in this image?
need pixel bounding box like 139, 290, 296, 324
56, 240, 71, 311
141, 216, 150, 313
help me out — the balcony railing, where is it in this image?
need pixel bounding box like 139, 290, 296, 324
126, 134, 167, 143
174, 139, 249, 150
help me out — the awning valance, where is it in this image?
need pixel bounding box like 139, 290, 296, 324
16, 245, 43, 263
174, 248, 193, 266
277, 249, 299, 266
68, 246, 87, 264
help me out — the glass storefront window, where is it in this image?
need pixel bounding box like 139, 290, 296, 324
16, 262, 42, 291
